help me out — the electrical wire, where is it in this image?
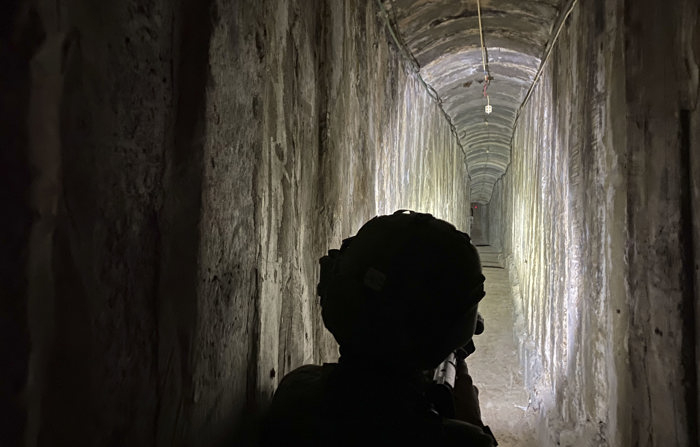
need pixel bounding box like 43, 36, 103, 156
477, 0, 491, 119
478, 0, 492, 199
494, 0, 579, 195
374, 0, 470, 164
477, 0, 487, 77
513, 0, 579, 128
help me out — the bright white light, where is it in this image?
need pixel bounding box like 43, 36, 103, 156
485, 104, 492, 114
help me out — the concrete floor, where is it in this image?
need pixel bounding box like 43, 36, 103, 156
469, 246, 537, 447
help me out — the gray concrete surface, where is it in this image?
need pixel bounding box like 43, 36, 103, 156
5, 0, 471, 445
2, 0, 698, 446
488, 2, 700, 446
471, 246, 537, 447
386, 0, 565, 203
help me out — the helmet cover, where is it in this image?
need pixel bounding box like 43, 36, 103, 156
318, 211, 485, 368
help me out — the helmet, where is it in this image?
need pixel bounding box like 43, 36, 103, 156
317, 210, 485, 370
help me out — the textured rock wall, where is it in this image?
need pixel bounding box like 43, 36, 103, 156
21, 1, 175, 445
489, 1, 699, 446
4, 0, 470, 445
470, 202, 490, 246
2, 2, 37, 444
248, 0, 471, 409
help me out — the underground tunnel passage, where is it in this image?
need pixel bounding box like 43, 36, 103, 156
3, 0, 700, 446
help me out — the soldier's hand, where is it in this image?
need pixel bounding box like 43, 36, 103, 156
453, 358, 484, 427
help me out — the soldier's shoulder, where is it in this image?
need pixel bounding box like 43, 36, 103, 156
276, 363, 334, 389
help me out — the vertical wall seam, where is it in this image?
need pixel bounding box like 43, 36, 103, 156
156, 0, 214, 441
679, 108, 698, 447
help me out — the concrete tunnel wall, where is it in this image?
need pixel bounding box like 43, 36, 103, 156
4, 0, 700, 446
3, 0, 471, 445
488, 1, 700, 446
469, 202, 490, 246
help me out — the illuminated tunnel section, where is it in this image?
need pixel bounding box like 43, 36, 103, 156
422, 48, 538, 203
384, 1, 700, 446
385, 0, 557, 203
6, 1, 699, 447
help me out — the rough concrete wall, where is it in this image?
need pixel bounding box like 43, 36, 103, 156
249, 0, 471, 408
470, 202, 490, 246
489, 1, 699, 446
1, 2, 39, 445
487, 183, 504, 252
692, 24, 700, 440
624, 2, 699, 445
5, 0, 470, 445
20, 0, 175, 445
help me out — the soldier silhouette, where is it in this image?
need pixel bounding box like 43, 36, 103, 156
261, 210, 496, 447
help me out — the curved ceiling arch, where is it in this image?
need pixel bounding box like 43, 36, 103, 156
384, 0, 565, 204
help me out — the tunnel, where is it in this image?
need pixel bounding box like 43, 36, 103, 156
2, 0, 700, 446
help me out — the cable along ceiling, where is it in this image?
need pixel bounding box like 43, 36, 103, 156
382, 0, 569, 203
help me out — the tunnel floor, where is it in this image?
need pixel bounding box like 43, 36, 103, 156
469, 246, 537, 447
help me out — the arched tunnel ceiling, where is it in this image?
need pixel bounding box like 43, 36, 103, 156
383, 0, 565, 203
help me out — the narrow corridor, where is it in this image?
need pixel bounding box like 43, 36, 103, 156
470, 246, 536, 447
4, 0, 698, 445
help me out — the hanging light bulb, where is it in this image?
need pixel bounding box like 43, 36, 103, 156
485, 95, 492, 114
